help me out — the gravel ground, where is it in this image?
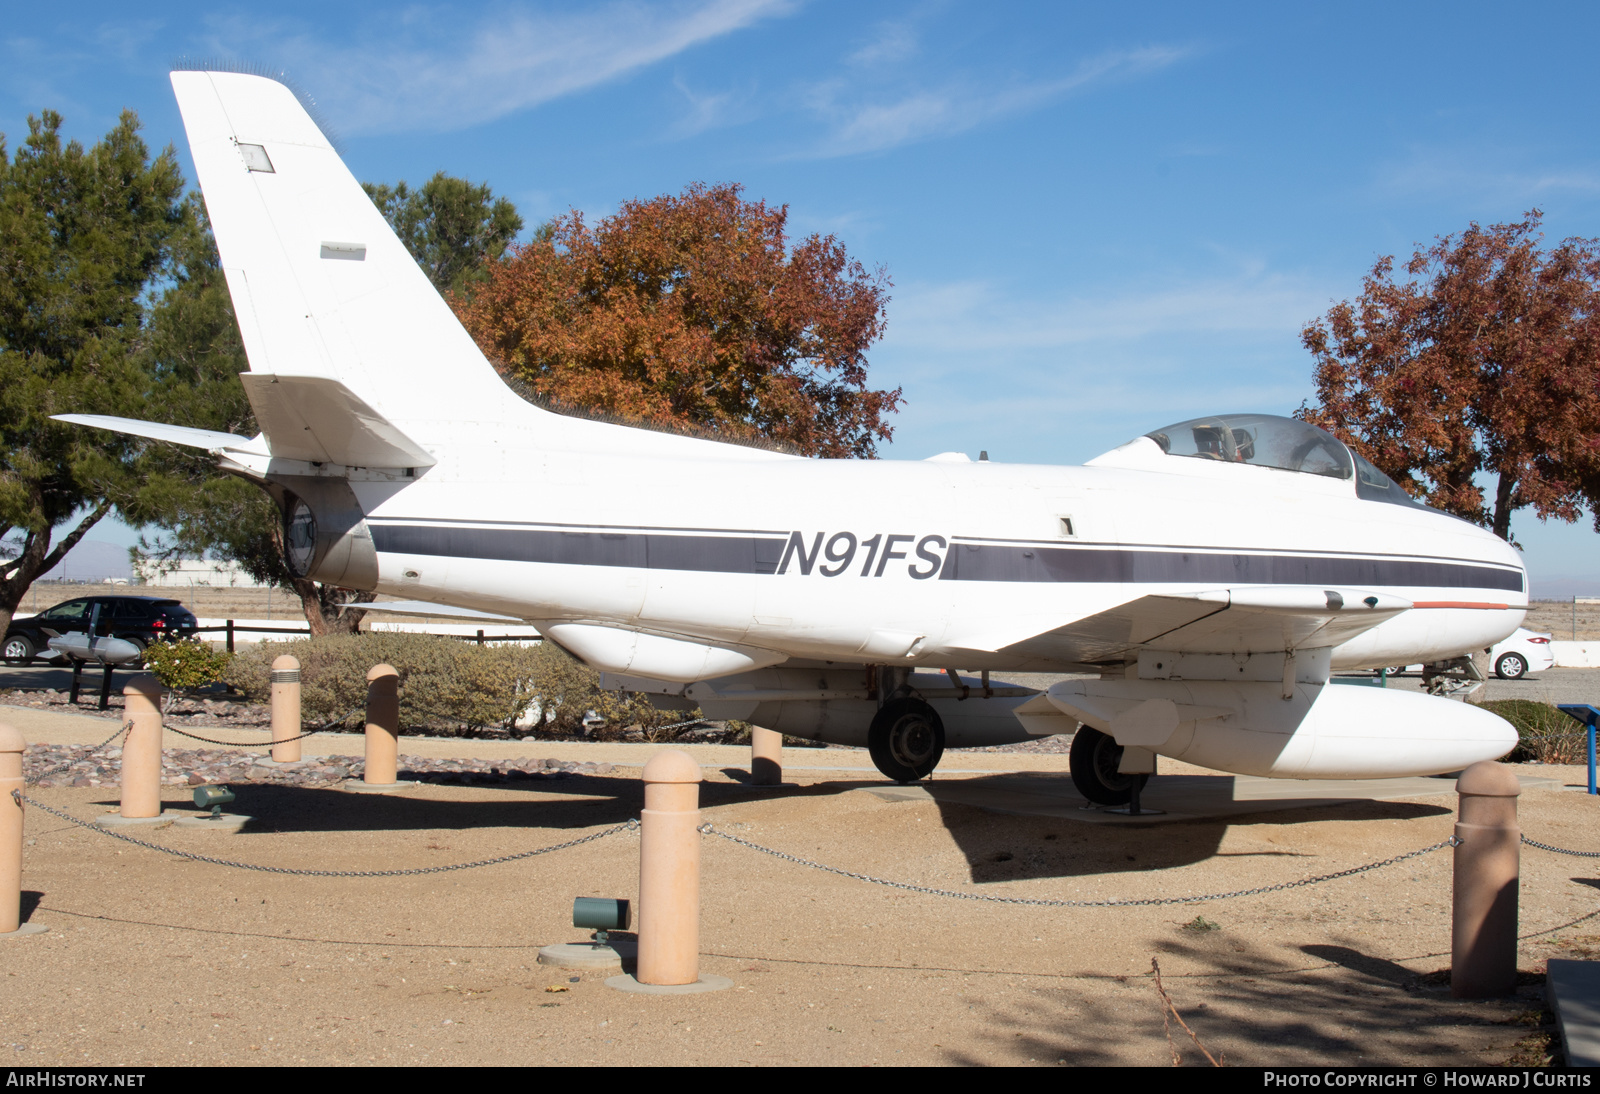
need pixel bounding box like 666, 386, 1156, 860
3, 672, 1598, 1067
7, 753, 1597, 1066
24, 743, 615, 790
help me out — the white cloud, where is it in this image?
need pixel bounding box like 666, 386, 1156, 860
883, 268, 1331, 356
1379, 146, 1600, 205
194, 0, 798, 135
665, 75, 758, 139
803, 44, 1192, 157
846, 20, 919, 68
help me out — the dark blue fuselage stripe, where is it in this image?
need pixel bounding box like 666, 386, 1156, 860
370, 524, 789, 575
369, 524, 1523, 592
936, 543, 1523, 592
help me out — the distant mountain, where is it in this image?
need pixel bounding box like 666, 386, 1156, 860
1529, 574, 1600, 600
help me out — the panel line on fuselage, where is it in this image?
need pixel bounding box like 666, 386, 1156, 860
367, 514, 791, 535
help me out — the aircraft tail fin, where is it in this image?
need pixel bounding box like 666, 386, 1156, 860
169, 69, 527, 438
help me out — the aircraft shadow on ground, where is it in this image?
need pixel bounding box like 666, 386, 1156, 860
917, 776, 1452, 883
705, 769, 1452, 884
103, 771, 894, 835
90, 773, 648, 835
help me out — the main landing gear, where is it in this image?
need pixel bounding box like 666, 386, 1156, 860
1069, 726, 1151, 807
868, 697, 945, 784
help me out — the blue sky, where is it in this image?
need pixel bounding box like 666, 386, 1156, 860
6, 1, 1600, 592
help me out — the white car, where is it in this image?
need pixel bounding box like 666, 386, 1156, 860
1386, 628, 1554, 680
1489, 627, 1554, 680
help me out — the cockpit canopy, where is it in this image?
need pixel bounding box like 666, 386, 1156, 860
1142, 413, 1422, 507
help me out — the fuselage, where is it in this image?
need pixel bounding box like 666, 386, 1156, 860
345, 413, 1526, 674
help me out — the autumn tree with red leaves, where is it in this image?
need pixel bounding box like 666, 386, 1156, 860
455, 182, 899, 457
1299, 211, 1600, 543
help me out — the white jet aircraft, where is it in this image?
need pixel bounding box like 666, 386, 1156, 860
57, 69, 1525, 804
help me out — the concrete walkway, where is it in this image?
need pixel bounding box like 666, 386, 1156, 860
1547, 960, 1600, 1066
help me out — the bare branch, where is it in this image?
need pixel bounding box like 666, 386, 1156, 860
1151, 957, 1224, 1067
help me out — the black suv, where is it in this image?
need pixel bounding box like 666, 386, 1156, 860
2, 596, 199, 665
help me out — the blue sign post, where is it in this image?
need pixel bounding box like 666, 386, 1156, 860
1557, 705, 1600, 796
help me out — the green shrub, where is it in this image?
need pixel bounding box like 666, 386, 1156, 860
141, 639, 233, 690
1480, 699, 1589, 764
224, 633, 668, 736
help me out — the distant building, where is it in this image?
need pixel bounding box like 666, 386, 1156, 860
133, 559, 265, 588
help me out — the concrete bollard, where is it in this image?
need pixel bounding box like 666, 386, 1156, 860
270, 655, 302, 764
637, 749, 702, 986
0, 723, 34, 936
120, 675, 164, 820
751, 726, 782, 786
364, 664, 400, 786
1453, 760, 1521, 998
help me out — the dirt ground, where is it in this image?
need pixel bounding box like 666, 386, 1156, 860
1527, 601, 1600, 643
6, 743, 1597, 1067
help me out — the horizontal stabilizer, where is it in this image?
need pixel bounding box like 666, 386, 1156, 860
239, 373, 435, 468
358, 600, 525, 624
51, 414, 264, 454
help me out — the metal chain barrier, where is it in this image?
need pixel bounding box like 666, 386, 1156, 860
13, 789, 637, 877
24, 723, 132, 787
699, 823, 1459, 907
157, 708, 364, 749
1521, 834, 1600, 858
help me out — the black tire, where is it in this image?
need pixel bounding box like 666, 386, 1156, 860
1069, 726, 1151, 806
1495, 652, 1528, 680
2, 634, 35, 666
868, 698, 945, 783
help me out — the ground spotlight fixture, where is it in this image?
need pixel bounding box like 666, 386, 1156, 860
193, 785, 236, 818
572, 897, 631, 944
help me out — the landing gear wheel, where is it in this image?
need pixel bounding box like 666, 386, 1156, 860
1070, 726, 1150, 806
1494, 652, 1528, 680
868, 698, 945, 783
2, 635, 35, 666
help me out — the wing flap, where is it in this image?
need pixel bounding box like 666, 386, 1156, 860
986, 586, 1411, 664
